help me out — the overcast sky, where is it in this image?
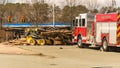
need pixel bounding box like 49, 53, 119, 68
9, 0, 120, 8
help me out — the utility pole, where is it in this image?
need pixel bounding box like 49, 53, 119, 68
48, 0, 55, 27
53, 4, 55, 27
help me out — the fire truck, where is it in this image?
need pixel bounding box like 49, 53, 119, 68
72, 13, 120, 51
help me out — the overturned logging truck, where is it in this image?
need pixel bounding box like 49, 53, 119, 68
1, 22, 72, 45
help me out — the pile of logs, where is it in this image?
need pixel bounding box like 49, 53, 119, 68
41, 29, 72, 45
1, 28, 73, 46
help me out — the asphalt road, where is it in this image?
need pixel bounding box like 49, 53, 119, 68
0, 45, 120, 68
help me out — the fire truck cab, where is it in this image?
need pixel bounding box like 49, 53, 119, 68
72, 13, 120, 51
72, 13, 94, 47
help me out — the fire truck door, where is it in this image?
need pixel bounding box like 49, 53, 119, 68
73, 18, 79, 37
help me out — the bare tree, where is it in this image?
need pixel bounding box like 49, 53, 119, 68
41, 0, 45, 4
65, 0, 69, 6
104, 0, 116, 13
65, 0, 82, 6
105, 0, 112, 7
86, 0, 100, 12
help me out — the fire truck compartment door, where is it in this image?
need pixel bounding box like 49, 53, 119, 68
109, 23, 116, 44
96, 23, 101, 43
96, 22, 117, 44
101, 23, 109, 33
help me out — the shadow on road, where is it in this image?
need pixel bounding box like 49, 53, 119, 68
85, 46, 120, 53
92, 66, 112, 68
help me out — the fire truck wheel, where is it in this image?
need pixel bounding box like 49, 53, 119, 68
101, 39, 108, 51
77, 37, 83, 48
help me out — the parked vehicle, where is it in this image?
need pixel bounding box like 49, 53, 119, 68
72, 13, 120, 51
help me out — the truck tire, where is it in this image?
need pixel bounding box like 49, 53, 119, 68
77, 37, 83, 48
101, 39, 108, 51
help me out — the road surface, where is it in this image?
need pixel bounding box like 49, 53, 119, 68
0, 45, 120, 68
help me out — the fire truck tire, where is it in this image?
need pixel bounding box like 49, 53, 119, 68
101, 39, 108, 51
77, 37, 83, 48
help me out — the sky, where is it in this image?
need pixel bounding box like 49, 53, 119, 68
49, 0, 120, 8
8, 0, 120, 8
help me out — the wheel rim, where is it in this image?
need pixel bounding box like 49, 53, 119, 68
78, 39, 82, 46
103, 41, 107, 49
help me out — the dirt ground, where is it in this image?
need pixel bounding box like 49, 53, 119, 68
0, 45, 40, 55
0, 45, 120, 68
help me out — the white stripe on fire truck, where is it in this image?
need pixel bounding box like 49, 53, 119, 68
82, 37, 87, 40
74, 36, 77, 39
74, 36, 86, 40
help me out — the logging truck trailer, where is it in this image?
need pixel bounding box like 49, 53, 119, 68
72, 13, 120, 51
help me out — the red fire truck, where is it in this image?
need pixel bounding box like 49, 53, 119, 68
72, 13, 120, 51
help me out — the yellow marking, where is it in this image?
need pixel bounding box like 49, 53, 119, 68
117, 26, 120, 31
117, 33, 120, 37
117, 26, 120, 37
117, 15, 120, 19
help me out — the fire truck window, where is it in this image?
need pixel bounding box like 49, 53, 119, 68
82, 19, 85, 26
75, 19, 78, 26
79, 19, 81, 26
